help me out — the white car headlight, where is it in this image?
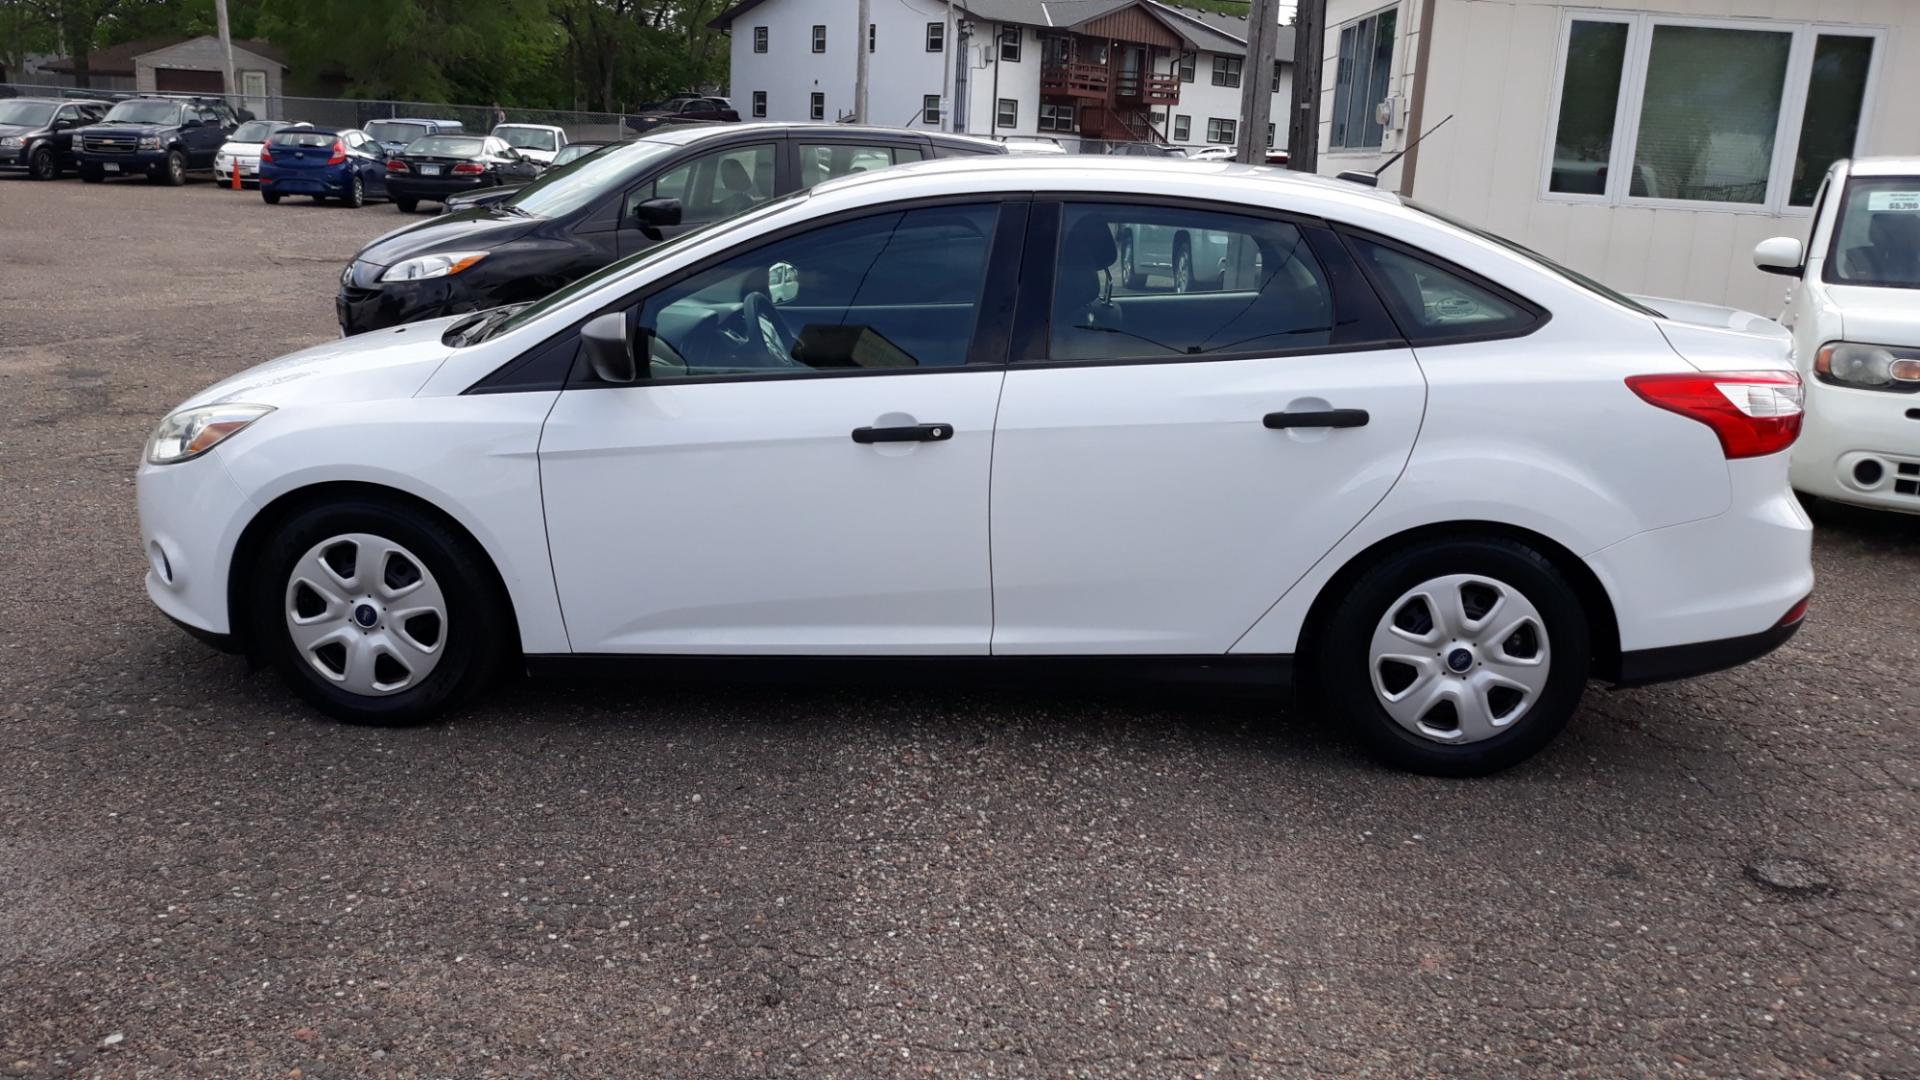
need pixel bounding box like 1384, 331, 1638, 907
145, 404, 274, 465
1815, 342, 1920, 390
0, 136, 21, 149
379, 251, 490, 283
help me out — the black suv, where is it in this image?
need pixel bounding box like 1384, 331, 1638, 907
337, 123, 1004, 334
73, 95, 241, 185
0, 97, 109, 179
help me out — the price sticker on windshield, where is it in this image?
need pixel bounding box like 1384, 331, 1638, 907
1867, 191, 1920, 212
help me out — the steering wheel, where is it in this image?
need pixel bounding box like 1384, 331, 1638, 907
741, 289, 801, 367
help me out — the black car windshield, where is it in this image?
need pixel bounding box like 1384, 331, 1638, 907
1404, 198, 1664, 317
365, 121, 430, 144
479, 188, 811, 343
270, 131, 337, 148
102, 100, 181, 125
502, 138, 678, 218
230, 120, 285, 143
0, 101, 57, 126
495, 126, 559, 151
550, 142, 607, 167
1824, 176, 1920, 290
409, 135, 486, 157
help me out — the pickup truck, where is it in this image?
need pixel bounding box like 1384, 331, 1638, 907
73, 95, 239, 185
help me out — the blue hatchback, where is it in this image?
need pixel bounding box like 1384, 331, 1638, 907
259, 126, 389, 208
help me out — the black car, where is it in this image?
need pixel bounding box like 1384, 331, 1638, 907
627, 96, 739, 133
0, 97, 109, 179
439, 140, 617, 214
336, 123, 1003, 335
384, 133, 545, 213
71, 95, 241, 184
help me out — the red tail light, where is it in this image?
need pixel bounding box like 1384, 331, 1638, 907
1777, 596, 1809, 626
1625, 371, 1803, 459
327, 138, 346, 166
387, 158, 409, 172
259, 142, 273, 164
451, 162, 485, 175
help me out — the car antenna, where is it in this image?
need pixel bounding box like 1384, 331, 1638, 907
1335, 113, 1453, 188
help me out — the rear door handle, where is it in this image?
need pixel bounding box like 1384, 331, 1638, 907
851, 423, 954, 444
1263, 408, 1370, 429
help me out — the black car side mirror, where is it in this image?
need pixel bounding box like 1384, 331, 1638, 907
631, 197, 682, 241
582, 311, 640, 384
181, 117, 202, 129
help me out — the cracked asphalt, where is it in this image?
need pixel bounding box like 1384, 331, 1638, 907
1, 174, 1916, 1079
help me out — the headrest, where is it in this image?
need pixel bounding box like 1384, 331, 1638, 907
1063, 216, 1118, 270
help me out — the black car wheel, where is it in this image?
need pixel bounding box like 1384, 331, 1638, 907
152, 149, 186, 186
395, 197, 419, 214
27, 145, 56, 181
343, 172, 365, 208
262, 190, 281, 205
1120, 235, 1147, 290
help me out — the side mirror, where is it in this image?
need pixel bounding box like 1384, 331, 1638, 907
582, 311, 639, 384
631, 196, 682, 241
180, 117, 202, 129
1753, 236, 1804, 277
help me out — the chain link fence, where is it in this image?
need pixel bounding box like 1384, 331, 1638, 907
1, 82, 643, 143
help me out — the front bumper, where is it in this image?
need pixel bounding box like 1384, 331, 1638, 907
1789, 379, 1920, 514
0, 142, 39, 169
215, 153, 261, 182
137, 449, 257, 640
77, 150, 168, 175
336, 274, 459, 335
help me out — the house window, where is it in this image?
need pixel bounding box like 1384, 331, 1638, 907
753, 26, 767, 52
1178, 53, 1195, 83
1206, 117, 1236, 144
1211, 55, 1241, 88
996, 98, 1018, 129
1266, 122, 1275, 147
751, 91, 767, 118
812, 25, 826, 52
811, 92, 825, 120
923, 94, 942, 124
1545, 14, 1880, 209
1039, 103, 1075, 132
1329, 7, 1397, 149
1173, 114, 1190, 142
1000, 27, 1021, 62
926, 22, 944, 52
1272, 60, 1283, 93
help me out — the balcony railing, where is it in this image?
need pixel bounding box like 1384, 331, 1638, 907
1116, 72, 1181, 105
1040, 61, 1110, 98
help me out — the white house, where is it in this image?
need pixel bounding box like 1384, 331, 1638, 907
1312, 0, 1920, 311
711, 0, 1296, 154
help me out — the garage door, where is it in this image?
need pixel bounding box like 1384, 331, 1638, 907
155, 68, 225, 94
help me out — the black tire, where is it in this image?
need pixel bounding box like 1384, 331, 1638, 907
152, 149, 186, 186
343, 172, 365, 208
1120, 234, 1147, 290
262, 191, 281, 204
250, 498, 509, 726
28, 145, 56, 181
395, 197, 419, 214
1315, 535, 1591, 777
1172, 238, 1193, 294
81, 165, 104, 183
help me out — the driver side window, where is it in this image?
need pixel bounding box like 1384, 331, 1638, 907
630, 204, 1000, 381
628, 143, 776, 228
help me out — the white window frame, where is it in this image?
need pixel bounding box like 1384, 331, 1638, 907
1038, 103, 1075, 133
1540, 10, 1884, 216
996, 97, 1018, 129
1210, 55, 1241, 88
753, 26, 767, 52
1206, 117, 1235, 144
1173, 114, 1190, 142
811, 24, 826, 53
751, 91, 767, 118
1328, 4, 1397, 151
1001, 27, 1022, 62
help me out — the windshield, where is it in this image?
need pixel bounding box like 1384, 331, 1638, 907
503, 138, 677, 218
409, 135, 486, 157
0, 101, 57, 126
365, 121, 429, 144
230, 120, 282, 143
496, 126, 558, 151
481, 188, 811, 342
1824, 176, 1920, 290
1405, 198, 1664, 317
102, 100, 181, 125
550, 142, 605, 167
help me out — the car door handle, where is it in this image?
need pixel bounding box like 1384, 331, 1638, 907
1263, 409, 1370, 430
851, 423, 954, 444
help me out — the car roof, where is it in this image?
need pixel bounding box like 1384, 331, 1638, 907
642, 121, 981, 147
1847, 157, 1920, 177
380, 118, 458, 126
495, 122, 564, 130
11, 97, 99, 105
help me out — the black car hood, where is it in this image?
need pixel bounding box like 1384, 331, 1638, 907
0, 123, 44, 138
76, 124, 170, 138
354, 209, 541, 268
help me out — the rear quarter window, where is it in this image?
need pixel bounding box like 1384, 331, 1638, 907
1341, 232, 1546, 344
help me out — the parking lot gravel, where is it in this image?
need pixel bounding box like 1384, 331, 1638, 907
1, 173, 1916, 1079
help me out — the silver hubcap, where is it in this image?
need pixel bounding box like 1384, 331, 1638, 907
1174, 251, 1192, 292
1369, 574, 1550, 744
284, 533, 447, 696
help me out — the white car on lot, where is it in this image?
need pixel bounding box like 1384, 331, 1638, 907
213, 119, 308, 185
136, 158, 1813, 775
489, 123, 567, 167
1753, 156, 1920, 513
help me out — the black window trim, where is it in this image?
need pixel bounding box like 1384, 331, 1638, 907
1008, 194, 1410, 372
467, 195, 1032, 394
1332, 224, 1554, 347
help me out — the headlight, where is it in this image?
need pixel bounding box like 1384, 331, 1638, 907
0, 136, 21, 149
138, 134, 164, 149
379, 251, 489, 283
145, 404, 274, 465
1815, 343, 1920, 391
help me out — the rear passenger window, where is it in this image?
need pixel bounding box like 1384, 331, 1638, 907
799, 143, 921, 186
1046, 203, 1372, 362
636, 143, 776, 226
1343, 235, 1540, 342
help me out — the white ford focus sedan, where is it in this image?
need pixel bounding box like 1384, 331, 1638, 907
137, 158, 1813, 775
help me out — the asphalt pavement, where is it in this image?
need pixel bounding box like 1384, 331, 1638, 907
0, 173, 1915, 1078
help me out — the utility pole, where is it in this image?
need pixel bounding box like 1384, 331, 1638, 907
1287, 0, 1325, 172
853, 0, 872, 122
1234, 0, 1280, 164
952, 18, 971, 133
213, 0, 238, 108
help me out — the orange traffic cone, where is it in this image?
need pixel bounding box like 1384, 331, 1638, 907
232, 161, 242, 190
